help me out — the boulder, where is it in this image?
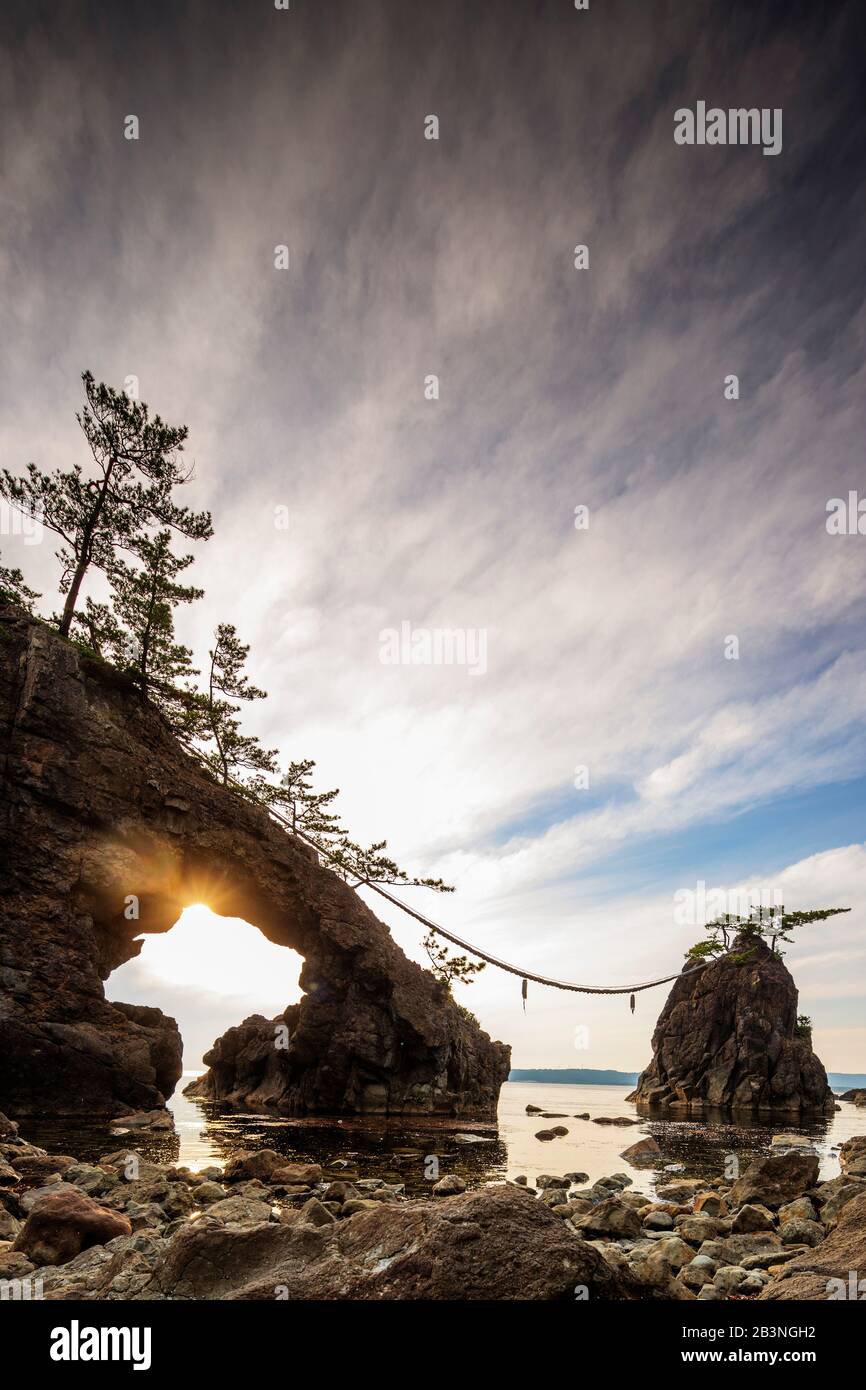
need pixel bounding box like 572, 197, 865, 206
693, 1191, 728, 1218
154, 1185, 641, 1300
760, 1190, 866, 1300
223, 1150, 286, 1182
205, 1197, 273, 1226
432, 1175, 466, 1196
574, 1197, 642, 1238
12, 1188, 132, 1266
731, 1204, 775, 1233
627, 939, 834, 1115
779, 1218, 824, 1247
839, 1135, 866, 1178
728, 1151, 820, 1209
812, 1176, 866, 1228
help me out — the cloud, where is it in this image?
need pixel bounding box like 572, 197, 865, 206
2, 1, 864, 1067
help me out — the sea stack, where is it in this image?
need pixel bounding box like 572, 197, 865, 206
627, 936, 834, 1115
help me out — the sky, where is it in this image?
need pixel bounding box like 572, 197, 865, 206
2, 0, 865, 1071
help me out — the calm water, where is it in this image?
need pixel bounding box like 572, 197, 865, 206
18, 1078, 864, 1196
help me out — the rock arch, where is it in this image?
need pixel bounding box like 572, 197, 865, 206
0, 606, 510, 1118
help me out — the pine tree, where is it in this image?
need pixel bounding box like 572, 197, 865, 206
273, 759, 343, 837
686, 905, 851, 963
71, 597, 125, 659
0, 371, 212, 637
0, 552, 40, 612
106, 530, 202, 704
198, 623, 278, 785
422, 929, 485, 988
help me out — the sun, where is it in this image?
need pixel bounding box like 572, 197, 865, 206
123, 902, 304, 1000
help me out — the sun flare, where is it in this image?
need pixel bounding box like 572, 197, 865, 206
125, 903, 304, 1001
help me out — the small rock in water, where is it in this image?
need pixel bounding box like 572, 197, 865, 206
621, 1136, 661, 1167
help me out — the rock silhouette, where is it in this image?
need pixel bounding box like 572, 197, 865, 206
0, 605, 509, 1118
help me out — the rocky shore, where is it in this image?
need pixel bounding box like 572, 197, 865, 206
2, 1110, 864, 1301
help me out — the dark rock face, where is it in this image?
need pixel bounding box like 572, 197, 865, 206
0, 606, 510, 1118
627, 939, 833, 1115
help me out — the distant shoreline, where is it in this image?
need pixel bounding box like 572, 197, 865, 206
508, 1068, 866, 1089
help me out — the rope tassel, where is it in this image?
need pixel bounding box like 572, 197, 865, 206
521, 977, 528, 1012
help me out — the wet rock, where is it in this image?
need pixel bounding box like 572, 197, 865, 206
534, 1130, 557, 1141
525, 1104, 543, 1114
111, 1108, 174, 1132
621, 1136, 661, 1167
592, 1116, 640, 1126
536, 1175, 570, 1190
322, 1181, 359, 1204
563, 1171, 589, 1184
13, 1189, 132, 1266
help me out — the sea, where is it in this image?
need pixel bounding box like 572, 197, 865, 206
19, 1077, 864, 1197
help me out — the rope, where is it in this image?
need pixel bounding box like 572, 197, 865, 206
179, 739, 701, 996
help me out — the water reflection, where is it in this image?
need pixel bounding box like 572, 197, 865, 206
17, 1080, 862, 1196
